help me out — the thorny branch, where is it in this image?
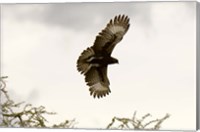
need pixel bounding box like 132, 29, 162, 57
106, 111, 170, 130
0, 76, 76, 128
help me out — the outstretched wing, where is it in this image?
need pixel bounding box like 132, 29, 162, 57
84, 66, 110, 98
92, 14, 130, 55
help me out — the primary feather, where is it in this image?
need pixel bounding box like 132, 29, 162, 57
77, 14, 130, 99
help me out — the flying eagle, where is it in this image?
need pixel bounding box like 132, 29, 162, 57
77, 14, 130, 98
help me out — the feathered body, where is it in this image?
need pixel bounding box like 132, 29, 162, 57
77, 15, 130, 98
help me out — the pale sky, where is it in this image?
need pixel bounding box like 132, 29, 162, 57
1, 2, 197, 130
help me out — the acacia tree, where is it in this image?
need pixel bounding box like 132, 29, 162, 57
0, 76, 169, 129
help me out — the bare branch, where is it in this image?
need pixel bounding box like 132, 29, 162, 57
106, 111, 170, 130
0, 76, 76, 128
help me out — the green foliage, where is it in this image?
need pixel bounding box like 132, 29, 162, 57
0, 76, 170, 129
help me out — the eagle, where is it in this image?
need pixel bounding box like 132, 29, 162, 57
77, 14, 130, 98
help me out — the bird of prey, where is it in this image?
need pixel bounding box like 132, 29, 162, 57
77, 14, 130, 98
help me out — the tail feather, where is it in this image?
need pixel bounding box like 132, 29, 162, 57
77, 47, 95, 74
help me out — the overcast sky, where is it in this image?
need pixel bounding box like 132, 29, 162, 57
1, 2, 197, 130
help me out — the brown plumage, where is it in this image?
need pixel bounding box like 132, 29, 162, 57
77, 14, 130, 98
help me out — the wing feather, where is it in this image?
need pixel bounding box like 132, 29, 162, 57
77, 47, 95, 74
92, 14, 130, 55
85, 67, 110, 98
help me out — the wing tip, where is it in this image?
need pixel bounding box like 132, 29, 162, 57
89, 83, 111, 99
112, 14, 130, 24
106, 14, 130, 34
